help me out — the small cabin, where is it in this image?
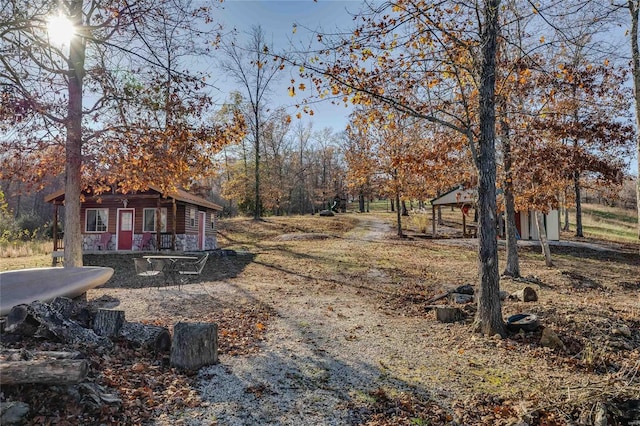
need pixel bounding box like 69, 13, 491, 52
45, 186, 222, 252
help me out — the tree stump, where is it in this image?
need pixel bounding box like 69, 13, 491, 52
170, 322, 218, 370
119, 322, 171, 353
435, 307, 466, 323
514, 286, 538, 302
93, 309, 125, 337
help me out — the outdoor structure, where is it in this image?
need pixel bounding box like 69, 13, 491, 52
430, 186, 560, 241
45, 186, 222, 252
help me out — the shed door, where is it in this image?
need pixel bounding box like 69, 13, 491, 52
198, 211, 206, 250
117, 209, 134, 250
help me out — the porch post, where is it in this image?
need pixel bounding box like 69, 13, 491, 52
172, 198, 177, 251
156, 197, 161, 251
462, 208, 467, 237
53, 204, 59, 250
432, 205, 437, 237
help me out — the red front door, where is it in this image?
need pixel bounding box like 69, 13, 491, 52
198, 212, 206, 250
117, 209, 134, 250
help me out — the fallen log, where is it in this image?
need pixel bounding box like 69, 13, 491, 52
0, 358, 89, 385
0, 349, 82, 361
119, 322, 170, 353
5, 301, 112, 348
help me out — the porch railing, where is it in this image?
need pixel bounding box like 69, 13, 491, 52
53, 232, 64, 251
159, 232, 174, 250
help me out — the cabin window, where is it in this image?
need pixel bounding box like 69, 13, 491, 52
211, 214, 215, 230
189, 208, 196, 227
86, 209, 108, 233
143, 208, 167, 233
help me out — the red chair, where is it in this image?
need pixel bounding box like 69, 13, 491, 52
140, 232, 155, 250
96, 232, 112, 251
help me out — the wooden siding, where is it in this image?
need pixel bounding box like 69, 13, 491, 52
80, 198, 216, 236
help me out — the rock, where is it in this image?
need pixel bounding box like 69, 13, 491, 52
540, 327, 566, 351
453, 284, 474, 295
448, 293, 474, 304
611, 324, 632, 338
0, 401, 29, 425
513, 286, 538, 302
617, 399, 640, 422
499, 290, 510, 301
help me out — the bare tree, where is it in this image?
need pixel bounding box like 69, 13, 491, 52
219, 26, 282, 220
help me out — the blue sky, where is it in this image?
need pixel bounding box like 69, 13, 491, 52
212, 0, 361, 132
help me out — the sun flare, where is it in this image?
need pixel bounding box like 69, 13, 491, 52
47, 14, 75, 45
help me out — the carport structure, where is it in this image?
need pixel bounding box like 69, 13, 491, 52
430, 186, 477, 238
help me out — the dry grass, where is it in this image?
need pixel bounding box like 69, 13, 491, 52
0, 240, 54, 271
575, 203, 638, 243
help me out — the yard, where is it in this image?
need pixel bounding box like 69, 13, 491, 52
1, 206, 639, 425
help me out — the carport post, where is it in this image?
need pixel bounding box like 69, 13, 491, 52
432, 204, 437, 237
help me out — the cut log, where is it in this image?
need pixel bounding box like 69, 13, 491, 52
119, 322, 171, 353
4, 305, 41, 337
435, 307, 466, 323
93, 309, 125, 337
170, 322, 218, 370
514, 286, 538, 302
5, 301, 112, 348
0, 358, 89, 385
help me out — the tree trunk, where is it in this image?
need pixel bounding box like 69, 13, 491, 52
359, 193, 365, 213
253, 104, 261, 219
395, 191, 403, 237
473, 0, 505, 337
573, 170, 584, 237
401, 200, 409, 216
64, 0, 87, 268
534, 210, 553, 267
500, 96, 520, 278
562, 190, 570, 232
628, 0, 640, 240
